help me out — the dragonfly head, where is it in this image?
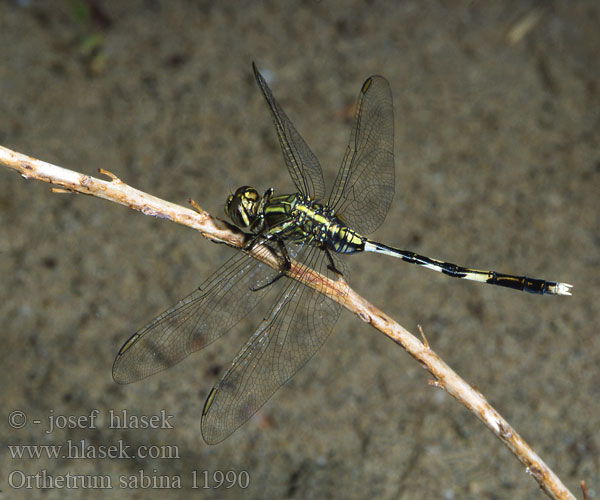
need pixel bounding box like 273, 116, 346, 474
225, 186, 261, 228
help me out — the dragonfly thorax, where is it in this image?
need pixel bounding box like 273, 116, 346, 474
226, 184, 367, 254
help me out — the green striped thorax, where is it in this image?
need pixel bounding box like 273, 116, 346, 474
225, 185, 368, 255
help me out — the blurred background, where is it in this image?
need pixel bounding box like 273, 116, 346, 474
0, 1, 598, 498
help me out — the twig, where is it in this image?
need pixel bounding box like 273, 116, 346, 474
580, 480, 590, 500
0, 144, 578, 500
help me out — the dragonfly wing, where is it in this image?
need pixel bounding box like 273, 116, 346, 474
112, 244, 284, 384
253, 63, 326, 201
201, 243, 347, 444
329, 75, 394, 235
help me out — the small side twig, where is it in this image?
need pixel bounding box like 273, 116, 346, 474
0, 144, 578, 500
580, 480, 590, 500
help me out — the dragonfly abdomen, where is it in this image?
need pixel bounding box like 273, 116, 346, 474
326, 224, 366, 254
363, 241, 572, 295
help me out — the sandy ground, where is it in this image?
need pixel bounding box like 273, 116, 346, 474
1, 1, 598, 499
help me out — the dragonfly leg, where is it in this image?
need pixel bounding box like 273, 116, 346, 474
325, 247, 343, 276
243, 232, 264, 252
249, 238, 291, 291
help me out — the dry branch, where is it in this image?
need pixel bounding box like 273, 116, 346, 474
0, 144, 577, 500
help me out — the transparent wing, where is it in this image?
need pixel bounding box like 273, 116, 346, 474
201, 243, 348, 444
112, 243, 284, 384
253, 63, 326, 201
329, 75, 394, 235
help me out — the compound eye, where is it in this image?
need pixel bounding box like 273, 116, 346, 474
225, 187, 260, 228
242, 188, 259, 204
230, 202, 248, 227
224, 194, 235, 217
232, 204, 250, 227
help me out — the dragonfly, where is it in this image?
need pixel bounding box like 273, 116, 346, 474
113, 63, 572, 445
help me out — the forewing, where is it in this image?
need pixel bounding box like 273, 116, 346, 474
253, 63, 326, 200
329, 76, 394, 235
201, 243, 348, 444
112, 244, 282, 384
